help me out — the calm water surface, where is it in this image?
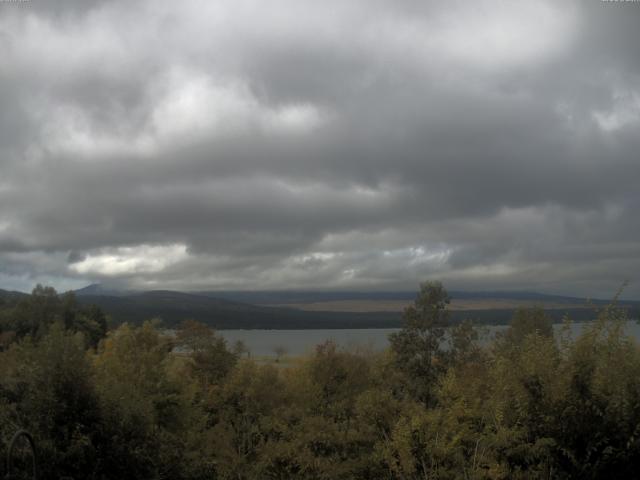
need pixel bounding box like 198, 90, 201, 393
219, 321, 640, 357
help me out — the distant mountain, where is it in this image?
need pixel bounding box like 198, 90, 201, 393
196, 289, 623, 306
196, 290, 417, 304
74, 284, 131, 297
76, 284, 637, 305
75, 290, 401, 329
70, 287, 640, 329
0, 288, 28, 303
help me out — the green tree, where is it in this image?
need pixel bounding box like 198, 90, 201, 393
549, 303, 640, 478
93, 322, 205, 479
207, 360, 288, 480
496, 306, 553, 350
261, 342, 381, 479
389, 281, 450, 405
0, 285, 107, 347
176, 319, 238, 386
0, 322, 101, 480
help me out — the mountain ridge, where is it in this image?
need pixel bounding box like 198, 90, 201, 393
4, 285, 637, 330
70, 285, 640, 329
74, 284, 638, 305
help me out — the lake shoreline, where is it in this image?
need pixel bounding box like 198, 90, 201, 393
216, 320, 640, 357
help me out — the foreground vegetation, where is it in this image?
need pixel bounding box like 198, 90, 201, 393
1, 283, 640, 479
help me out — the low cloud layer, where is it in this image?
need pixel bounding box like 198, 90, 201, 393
1, 0, 639, 297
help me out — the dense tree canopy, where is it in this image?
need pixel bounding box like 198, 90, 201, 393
1, 284, 640, 479
0, 285, 107, 349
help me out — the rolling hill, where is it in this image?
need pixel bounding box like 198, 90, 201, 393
72, 287, 640, 329
4, 285, 635, 329
75, 290, 401, 329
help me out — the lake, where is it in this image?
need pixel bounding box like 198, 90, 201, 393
219, 320, 640, 357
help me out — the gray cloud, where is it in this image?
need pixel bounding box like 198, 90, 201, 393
0, 0, 639, 297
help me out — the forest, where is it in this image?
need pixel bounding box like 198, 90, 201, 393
1, 282, 640, 479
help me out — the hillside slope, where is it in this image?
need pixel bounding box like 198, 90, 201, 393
73, 289, 639, 329
76, 290, 400, 329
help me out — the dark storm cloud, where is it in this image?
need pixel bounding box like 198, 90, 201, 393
0, 0, 639, 297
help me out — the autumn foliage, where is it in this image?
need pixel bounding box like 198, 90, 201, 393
1, 283, 640, 479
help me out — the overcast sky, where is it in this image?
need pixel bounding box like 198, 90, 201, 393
1, 0, 639, 297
